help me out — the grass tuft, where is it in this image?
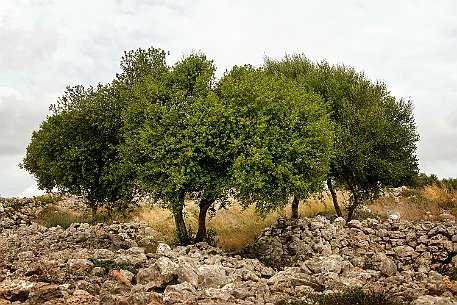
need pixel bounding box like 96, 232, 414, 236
370, 186, 457, 221
34, 205, 92, 229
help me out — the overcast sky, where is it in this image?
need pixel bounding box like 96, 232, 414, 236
1, 0, 456, 198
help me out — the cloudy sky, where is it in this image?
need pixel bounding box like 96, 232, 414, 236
1, 0, 456, 197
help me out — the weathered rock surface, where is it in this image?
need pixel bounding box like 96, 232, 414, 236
2, 197, 457, 304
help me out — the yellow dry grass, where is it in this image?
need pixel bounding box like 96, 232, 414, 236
137, 193, 338, 252
370, 185, 457, 222
36, 186, 457, 252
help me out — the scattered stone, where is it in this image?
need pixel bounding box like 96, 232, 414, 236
412, 295, 457, 305
3, 195, 457, 304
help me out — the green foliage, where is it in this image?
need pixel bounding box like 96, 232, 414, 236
280, 288, 410, 305
440, 178, 457, 191
435, 265, 457, 281
218, 65, 334, 214
173, 226, 196, 246
21, 84, 134, 214
414, 173, 457, 191
35, 193, 62, 205
202, 228, 217, 246
264, 55, 419, 218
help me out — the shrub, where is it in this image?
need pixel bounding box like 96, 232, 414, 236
279, 288, 411, 305
89, 258, 140, 274
435, 265, 457, 281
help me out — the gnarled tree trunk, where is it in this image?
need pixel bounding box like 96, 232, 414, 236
327, 179, 342, 217
173, 207, 188, 242
195, 196, 213, 243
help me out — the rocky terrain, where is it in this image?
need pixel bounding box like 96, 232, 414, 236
2, 197, 457, 304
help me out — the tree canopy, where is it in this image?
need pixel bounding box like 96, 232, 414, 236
21, 84, 133, 214
264, 55, 419, 220
217, 65, 334, 215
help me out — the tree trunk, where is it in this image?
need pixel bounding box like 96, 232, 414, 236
291, 194, 299, 219
327, 179, 342, 217
346, 204, 356, 222
173, 206, 189, 243
173, 206, 188, 243
195, 197, 213, 243
171, 193, 188, 244
346, 185, 360, 222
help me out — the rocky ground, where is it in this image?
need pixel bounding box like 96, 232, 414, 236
2, 196, 457, 304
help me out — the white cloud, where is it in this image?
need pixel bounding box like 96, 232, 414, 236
417, 109, 457, 177
18, 184, 45, 198
0, 154, 40, 198
1, 0, 456, 196
0, 25, 59, 71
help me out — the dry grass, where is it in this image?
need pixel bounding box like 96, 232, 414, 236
137, 207, 177, 244
34, 186, 457, 252
137, 193, 338, 252
34, 205, 92, 228
370, 186, 457, 222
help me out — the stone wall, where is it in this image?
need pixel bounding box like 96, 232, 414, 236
242, 215, 457, 274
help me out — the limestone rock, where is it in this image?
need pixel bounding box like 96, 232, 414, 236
66, 289, 100, 305
0, 279, 34, 302
136, 257, 179, 288
380, 257, 397, 276
412, 295, 457, 305
67, 258, 94, 274
197, 265, 229, 288
28, 284, 63, 305
163, 282, 197, 305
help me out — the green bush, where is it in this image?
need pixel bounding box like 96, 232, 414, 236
435, 265, 457, 281
279, 289, 411, 305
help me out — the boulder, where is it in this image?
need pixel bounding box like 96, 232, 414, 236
380, 257, 397, 277
0, 279, 34, 302
28, 284, 64, 305
136, 257, 179, 288
197, 265, 229, 288
67, 258, 94, 274
66, 289, 100, 305
163, 282, 197, 305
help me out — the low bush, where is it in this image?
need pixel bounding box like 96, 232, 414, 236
280, 288, 411, 305
89, 258, 140, 274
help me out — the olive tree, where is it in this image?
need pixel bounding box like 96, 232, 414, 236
21, 84, 134, 215
217, 65, 334, 215
120, 49, 233, 243
264, 55, 419, 220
